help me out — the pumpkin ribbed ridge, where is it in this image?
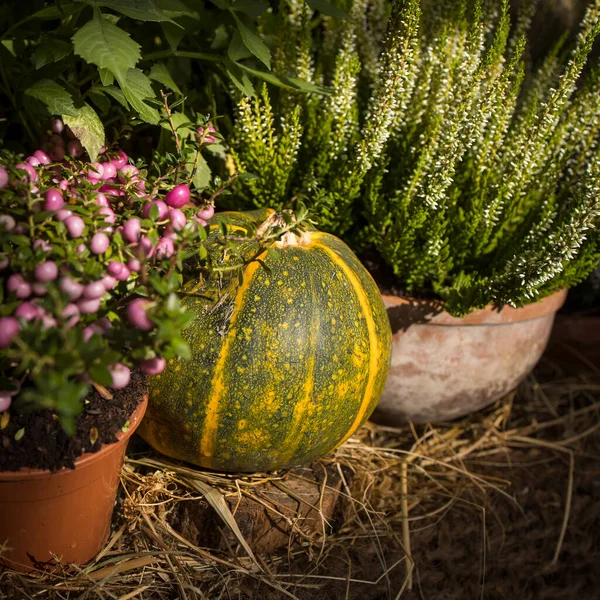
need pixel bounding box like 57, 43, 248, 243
139, 213, 392, 472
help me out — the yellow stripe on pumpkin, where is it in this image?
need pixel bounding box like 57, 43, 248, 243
199, 253, 267, 467
314, 236, 380, 446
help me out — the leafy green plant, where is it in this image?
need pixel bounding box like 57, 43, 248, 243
0, 0, 328, 163
229, 0, 600, 315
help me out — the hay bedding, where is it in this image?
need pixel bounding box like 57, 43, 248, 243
1, 357, 599, 600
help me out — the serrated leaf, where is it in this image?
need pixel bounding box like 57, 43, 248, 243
149, 62, 181, 94
99, 67, 115, 86
306, 0, 349, 18
25, 79, 77, 116
34, 39, 72, 69
189, 152, 211, 190
72, 13, 141, 82
231, 12, 270, 69
228, 29, 252, 62
62, 103, 105, 161
120, 68, 160, 124
93, 0, 177, 23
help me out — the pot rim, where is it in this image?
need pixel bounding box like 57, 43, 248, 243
0, 394, 148, 482
381, 288, 568, 326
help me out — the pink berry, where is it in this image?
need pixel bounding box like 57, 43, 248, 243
41, 314, 57, 329
94, 192, 109, 207
34, 261, 58, 283
58, 179, 69, 191
90, 232, 109, 254
76, 243, 87, 255
141, 357, 166, 375
123, 218, 141, 242
109, 363, 131, 389
65, 215, 85, 238
33, 239, 52, 253
0, 317, 20, 348
7, 274, 31, 299
127, 258, 141, 272
49, 146, 65, 162
26, 156, 41, 167
83, 281, 106, 299
0, 215, 15, 232
56, 209, 73, 221
98, 206, 115, 224
44, 188, 65, 211
165, 184, 190, 209
127, 298, 154, 330
67, 139, 84, 157
33, 150, 51, 165
86, 162, 104, 180
59, 276, 84, 300
0, 166, 8, 189
111, 150, 128, 170
139, 235, 154, 256
0, 395, 11, 412
155, 237, 175, 259
114, 265, 131, 281
100, 162, 117, 180
195, 217, 207, 227
77, 297, 101, 314
15, 163, 38, 182
163, 225, 178, 241
15, 302, 40, 322
196, 205, 215, 220
142, 200, 168, 221
51, 118, 64, 134
118, 164, 138, 182
83, 325, 103, 342
100, 275, 117, 290
168, 208, 187, 231
107, 262, 125, 276
98, 183, 123, 197
63, 303, 80, 327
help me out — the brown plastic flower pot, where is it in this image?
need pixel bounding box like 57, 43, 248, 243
371, 289, 567, 424
0, 396, 147, 572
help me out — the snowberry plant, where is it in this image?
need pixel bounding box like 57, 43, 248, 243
0, 119, 221, 434
230, 0, 600, 316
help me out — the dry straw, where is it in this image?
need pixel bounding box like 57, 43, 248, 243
1, 359, 599, 599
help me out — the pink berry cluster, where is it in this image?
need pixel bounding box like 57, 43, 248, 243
0, 119, 217, 414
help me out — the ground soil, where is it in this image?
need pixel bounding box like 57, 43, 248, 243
0, 370, 147, 472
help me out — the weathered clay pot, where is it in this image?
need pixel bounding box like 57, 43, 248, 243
0, 396, 147, 572
371, 289, 567, 424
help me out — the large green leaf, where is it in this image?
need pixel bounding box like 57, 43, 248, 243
120, 68, 160, 123
24, 79, 78, 116
72, 13, 141, 82
230, 0, 269, 17
149, 62, 182, 94
231, 12, 270, 69
93, 0, 177, 22
62, 103, 105, 161
34, 39, 72, 69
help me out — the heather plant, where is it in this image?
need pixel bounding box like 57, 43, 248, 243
230, 0, 600, 315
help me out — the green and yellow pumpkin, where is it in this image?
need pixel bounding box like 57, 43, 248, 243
138, 210, 392, 472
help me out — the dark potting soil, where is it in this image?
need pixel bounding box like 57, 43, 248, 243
0, 371, 148, 472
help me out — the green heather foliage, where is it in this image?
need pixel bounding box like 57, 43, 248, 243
230, 0, 600, 315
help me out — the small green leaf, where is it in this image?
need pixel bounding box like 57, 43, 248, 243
34, 39, 72, 69
25, 79, 77, 116
223, 59, 255, 97
238, 63, 330, 94
231, 12, 270, 69
72, 13, 141, 82
99, 67, 115, 86
121, 420, 131, 433
120, 68, 160, 123
89, 363, 113, 387
149, 62, 182, 94
14, 428, 25, 441
62, 103, 106, 161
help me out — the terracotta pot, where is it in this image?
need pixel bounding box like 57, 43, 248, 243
371, 289, 567, 424
0, 396, 147, 572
